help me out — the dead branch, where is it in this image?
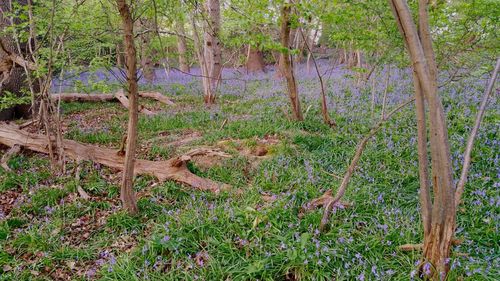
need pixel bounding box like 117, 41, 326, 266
0, 123, 230, 193
455, 58, 499, 207
300, 98, 414, 231
114, 90, 155, 116
50, 91, 175, 106
138, 91, 175, 105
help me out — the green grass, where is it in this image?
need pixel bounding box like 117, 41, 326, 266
0, 85, 498, 281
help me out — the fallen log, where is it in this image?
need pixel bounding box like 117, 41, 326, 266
138, 91, 175, 105
0, 123, 230, 193
50, 91, 175, 106
114, 91, 155, 116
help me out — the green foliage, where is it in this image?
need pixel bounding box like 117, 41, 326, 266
0, 91, 31, 111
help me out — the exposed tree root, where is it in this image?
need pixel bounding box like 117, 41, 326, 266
0, 123, 230, 193
398, 243, 424, 251
398, 239, 462, 252
50, 91, 175, 116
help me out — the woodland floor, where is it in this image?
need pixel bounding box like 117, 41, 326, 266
0, 65, 499, 280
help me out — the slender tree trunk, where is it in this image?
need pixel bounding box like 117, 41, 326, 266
279, 3, 303, 121
191, 12, 211, 103
390, 0, 455, 277
306, 28, 319, 74
299, 28, 335, 127
203, 0, 222, 105
116, 0, 138, 214
246, 45, 265, 72
176, 20, 190, 73
139, 20, 155, 83
116, 43, 124, 68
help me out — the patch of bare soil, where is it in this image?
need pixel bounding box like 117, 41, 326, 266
216, 134, 281, 171
218, 134, 280, 158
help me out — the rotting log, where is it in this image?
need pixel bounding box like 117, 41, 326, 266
50, 91, 175, 105
114, 90, 155, 116
0, 123, 230, 193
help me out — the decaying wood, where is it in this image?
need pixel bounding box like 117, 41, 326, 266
0, 123, 231, 193
114, 90, 155, 116
50, 90, 176, 117
50, 91, 175, 105
1, 144, 20, 172
138, 91, 175, 105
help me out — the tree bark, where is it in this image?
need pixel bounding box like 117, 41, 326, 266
279, 3, 303, 121
116, 43, 124, 68
116, 0, 138, 214
138, 20, 156, 83
203, 0, 222, 105
176, 20, 190, 73
191, 12, 211, 105
389, 0, 456, 277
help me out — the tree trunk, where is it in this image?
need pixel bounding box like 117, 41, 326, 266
116, 0, 138, 214
279, 3, 303, 121
246, 45, 265, 72
176, 20, 190, 73
203, 0, 222, 105
191, 13, 211, 105
139, 20, 155, 83
389, 0, 456, 277
116, 43, 124, 68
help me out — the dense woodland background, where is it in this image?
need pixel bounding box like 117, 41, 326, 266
0, 0, 498, 280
